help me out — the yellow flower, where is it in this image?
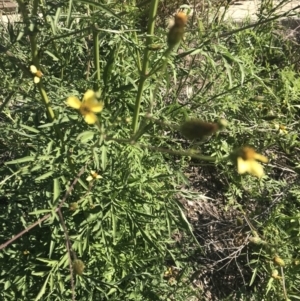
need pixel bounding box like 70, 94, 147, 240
163, 266, 179, 279
86, 170, 102, 182
235, 147, 268, 178
30, 65, 43, 84
67, 90, 104, 124
294, 259, 300, 265
271, 269, 282, 280
274, 123, 288, 135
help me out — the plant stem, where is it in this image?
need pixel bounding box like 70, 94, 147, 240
132, 0, 159, 133
93, 26, 101, 92
17, 0, 56, 122
133, 32, 142, 72
0, 164, 87, 251
106, 136, 217, 162
17, 0, 64, 142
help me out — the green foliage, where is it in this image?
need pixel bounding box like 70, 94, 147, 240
1, 0, 300, 300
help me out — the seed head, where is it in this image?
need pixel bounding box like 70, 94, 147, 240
174, 12, 188, 27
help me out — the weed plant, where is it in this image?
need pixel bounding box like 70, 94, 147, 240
0, 0, 300, 300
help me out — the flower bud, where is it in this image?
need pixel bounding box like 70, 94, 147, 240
174, 12, 188, 27
271, 269, 282, 279
167, 26, 185, 47
167, 12, 188, 48
248, 236, 266, 245
274, 256, 285, 267
73, 259, 85, 276
69, 202, 79, 211
180, 119, 219, 140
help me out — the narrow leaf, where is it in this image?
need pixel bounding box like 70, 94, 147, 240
5, 156, 35, 164
53, 178, 61, 202
35, 171, 54, 181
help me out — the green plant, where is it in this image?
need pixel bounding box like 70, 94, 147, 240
1, 1, 300, 300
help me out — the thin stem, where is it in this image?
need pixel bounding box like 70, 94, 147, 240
133, 32, 142, 72
39, 86, 55, 121
106, 136, 218, 162
57, 209, 76, 301
177, 8, 300, 60
41, 27, 90, 49
66, 0, 73, 28
93, 27, 101, 92
281, 266, 288, 301
17, 0, 63, 141
132, 0, 159, 133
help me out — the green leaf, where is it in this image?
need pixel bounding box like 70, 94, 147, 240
36, 258, 58, 266
49, 227, 57, 259
45, 50, 59, 61
111, 210, 116, 244
31, 271, 49, 277
78, 178, 89, 190
5, 156, 36, 164
34, 273, 51, 301
38, 122, 55, 128
176, 202, 203, 252
74, 0, 124, 23
103, 46, 117, 86
4, 281, 11, 290
11, 129, 36, 138
53, 178, 61, 202
54, 7, 62, 30
223, 57, 233, 88
93, 147, 100, 170
66, 0, 73, 28
249, 267, 258, 286
20, 124, 40, 133
29, 209, 52, 215
266, 277, 274, 294
35, 171, 54, 181
77, 131, 95, 143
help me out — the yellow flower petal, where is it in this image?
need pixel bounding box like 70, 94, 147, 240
30, 65, 37, 74
84, 112, 98, 124
33, 76, 40, 84
83, 90, 96, 102
86, 175, 93, 181
88, 101, 104, 113
67, 96, 82, 109
254, 153, 268, 163
249, 161, 264, 178
237, 157, 250, 174
87, 171, 102, 181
